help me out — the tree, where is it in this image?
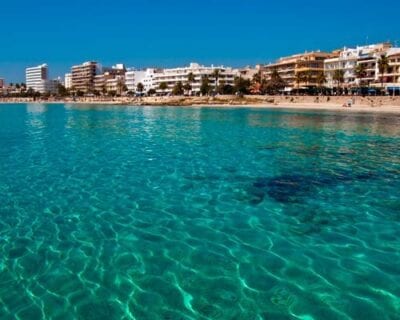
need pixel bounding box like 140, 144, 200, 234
377, 54, 389, 90
116, 78, 126, 96
57, 83, 68, 97
295, 72, 305, 95
200, 76, 211, 96
355, 64, 367, 87
251, 70, 267, 94
316, 71, 326, 94
172, 81, 184, 95
212, 69, 220, 93
332, 69, 344, 94
265, 69, 286, 95
187, 72, 196, 83
186, 72, 195, 96
101, 84, 108, 96
233, 76, 250, 95
183, 83, 192, 95
158, 82, 168, 95
136, 82, 144, 94
147, 88, 156, 96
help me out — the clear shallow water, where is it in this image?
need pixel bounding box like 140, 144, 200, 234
0, 103, 399, 320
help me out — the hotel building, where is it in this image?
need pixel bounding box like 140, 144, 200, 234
262, 51, 333, 91
125, 68, 163, 93
93, 64, 126, 94
64, 73, 72, 89
152, 63, 238, 95
324, 43, 396, 89
381, 48, 400, 93
71, 61, 100, 93
26, 64, 49, 93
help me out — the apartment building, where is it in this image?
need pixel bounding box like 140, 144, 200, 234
71, 61, 100, 93
152, 62, 238, 95
125, 68, 163, 93
262, 51, 333, 90
26, 64, 49, 93
324, 43, 395, 89
382, 48, 400, 94
64, 73, 72, 89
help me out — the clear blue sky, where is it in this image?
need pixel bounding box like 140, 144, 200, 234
1, 0, 399, 82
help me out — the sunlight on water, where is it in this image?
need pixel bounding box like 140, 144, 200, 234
0, 104, 399, 319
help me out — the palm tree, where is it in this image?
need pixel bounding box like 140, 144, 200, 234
186, 72, 195, 96
333, 69, 344, 94
377, 54, 389, 90
187, 72, 195, 83
354, 64, 367, 90
136, 82, 144, 94
116, 78, 125, 96
158, 82, 168, 95
172, 81, 184, 96
183, 82, 192, 95
212, 69, 220, 94
316, 72, 326, 94
200, 76, 210, 96
295, 72, 305, 95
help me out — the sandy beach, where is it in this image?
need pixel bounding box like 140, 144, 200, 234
2, 95, 400, 113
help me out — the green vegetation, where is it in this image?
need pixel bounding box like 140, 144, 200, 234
377, 54, 389, 88
172, 81, 184, 95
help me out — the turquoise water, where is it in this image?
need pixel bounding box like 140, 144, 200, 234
0, 103, 399, 320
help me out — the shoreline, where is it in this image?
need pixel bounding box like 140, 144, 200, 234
1, 96, 400, 114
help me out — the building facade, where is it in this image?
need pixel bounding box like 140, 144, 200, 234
26, 64, 49, 93
152, 63, 238, 95
262, 51, 332, 91
71, 61, 100, 93
125, 68, 162, 93
385, 49, 400, 93
64, 73, 72, 89
324, 43, 394, 89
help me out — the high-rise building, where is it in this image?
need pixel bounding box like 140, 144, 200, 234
25, 64, 49, 93
261, 51, 333, 91
64, 73, 72, 89
71, 61, 100, 93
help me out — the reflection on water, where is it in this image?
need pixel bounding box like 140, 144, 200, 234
0, 104, 399, 319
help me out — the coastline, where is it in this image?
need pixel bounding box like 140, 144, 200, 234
1, 95, 400, 114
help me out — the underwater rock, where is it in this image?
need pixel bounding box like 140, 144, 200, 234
247, 169, 377, 204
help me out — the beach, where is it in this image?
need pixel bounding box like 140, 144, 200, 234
2, 95, 400, 113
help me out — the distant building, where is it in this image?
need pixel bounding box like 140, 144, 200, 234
261, 51, 333, 91
385, 48, 400, 94
92, 64, 126, 95
152, 63, 238, 95
65, 73, 72, 89
26, 64, 49, 93
238, 66, 259, 80
125, 68, 162, 93
71, 61, 100, 93
324, 43, 392, 89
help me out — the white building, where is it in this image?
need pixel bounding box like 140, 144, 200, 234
125, 68, 162, 93
65, 73, 72, 89
324, 43, 392, 88
26, 64, 49, 93
152, 62, 238, 95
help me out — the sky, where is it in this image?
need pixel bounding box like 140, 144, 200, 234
1, 0, 399, 82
